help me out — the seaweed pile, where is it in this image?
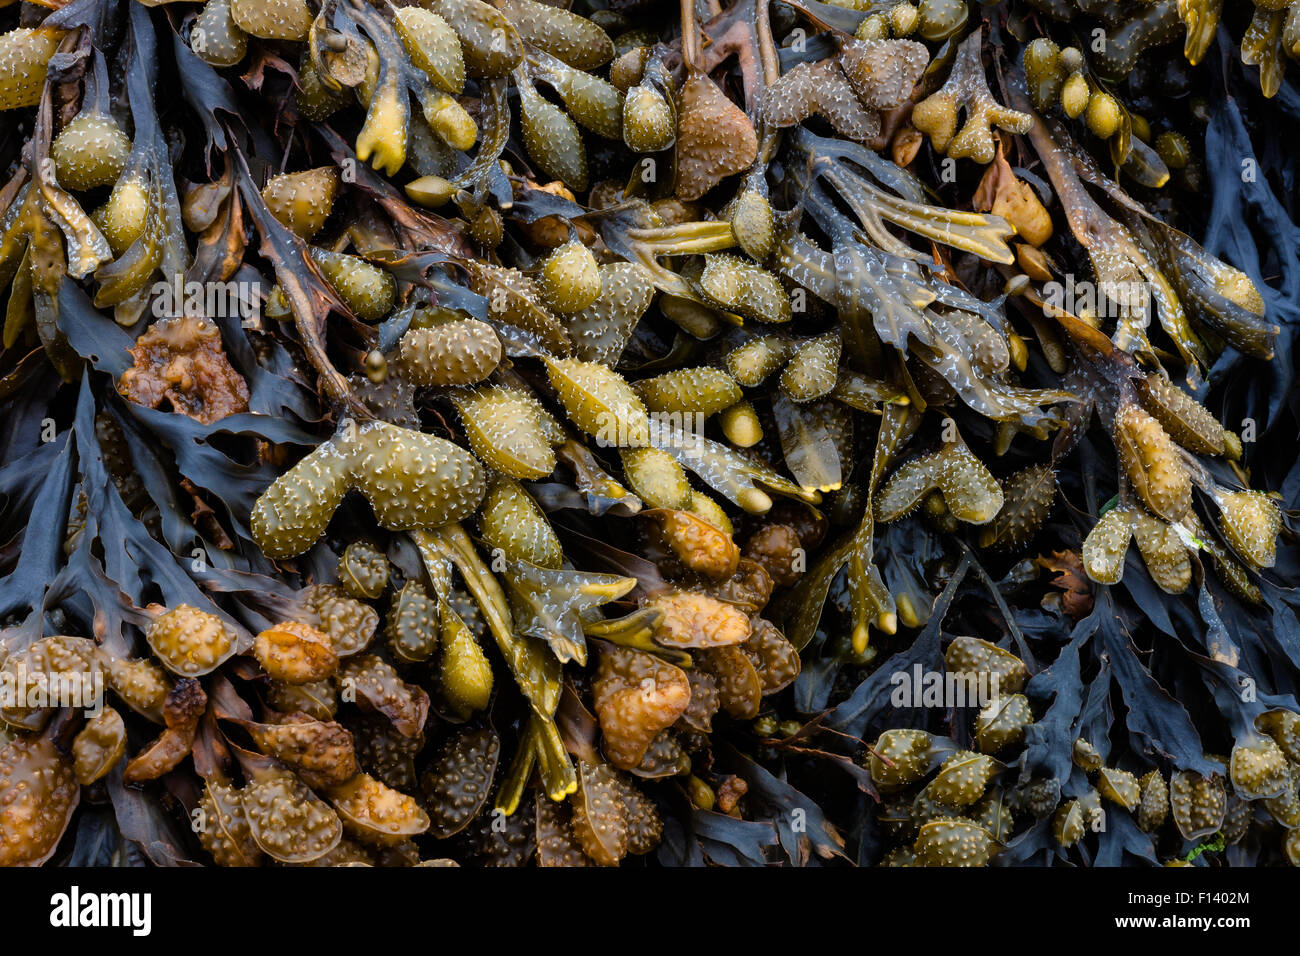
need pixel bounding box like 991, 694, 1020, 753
0, 0, 1298, 867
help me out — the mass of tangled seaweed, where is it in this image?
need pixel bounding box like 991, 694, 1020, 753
1, 0, 1299, 868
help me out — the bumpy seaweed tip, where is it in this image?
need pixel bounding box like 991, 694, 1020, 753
0, 28, 63, 112
912, 32, 1032, 164
251, 422, 487, 559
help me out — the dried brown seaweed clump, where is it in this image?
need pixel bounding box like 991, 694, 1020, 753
764, 37, 928, 145
118, 316, 250, 424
